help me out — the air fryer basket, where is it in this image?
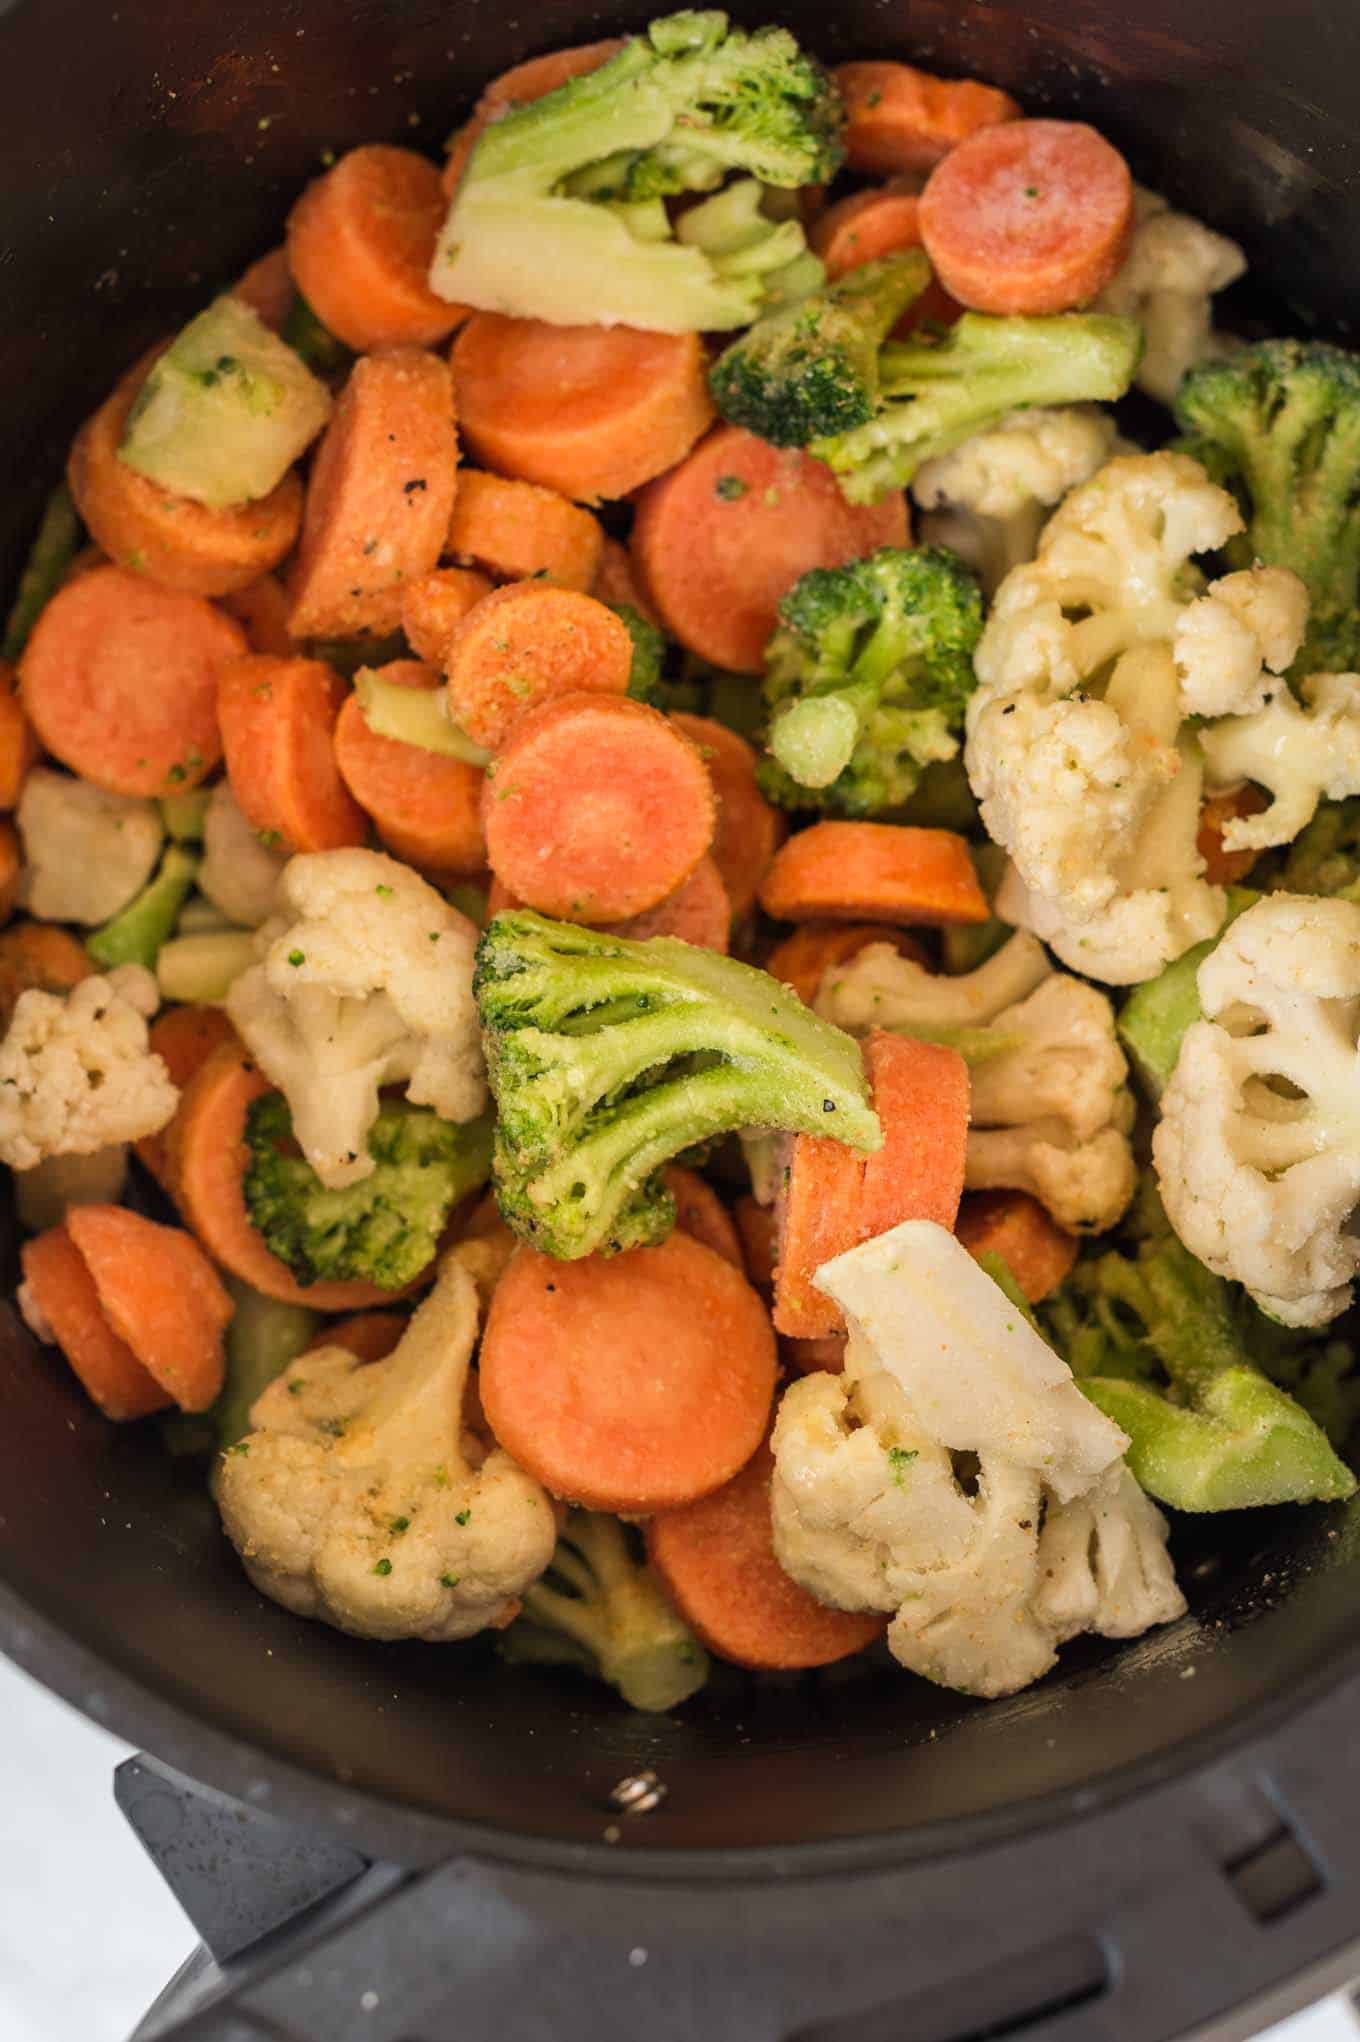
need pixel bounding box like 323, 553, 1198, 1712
2, 0, 1360, 2035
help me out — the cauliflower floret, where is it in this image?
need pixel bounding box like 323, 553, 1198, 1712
1153, 894, 1360, 1327
1200, 671, 1360, 852
214, 1246, 557, 1641
815, 929, 1052, 1033
17, 768, 163, 926
198, 780, 289, 929
0, 967, 175, 1171
227, 848, 486, 1189
1174, 567, 1310, 718
1095, 187, 1247, 406
1033, 1465, 1186, 1643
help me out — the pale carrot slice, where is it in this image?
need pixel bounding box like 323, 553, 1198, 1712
811, 181, 924, 279
759, 822, 987, 926
287, 145, 468, 352
136, 1005, 237, 1187
399, 565, 494, 666
1198, 786, 1270, 886
20, 1224, 170, 1421
218, 574, 297, 658
66, 1204, 234, 1413
955, 1190, 1079, 1304
21, 565, 240, 796
647, 1442, 885, 1669
919, 119, 1135, 315
218, 654, 368, 853
857, 1031, 968, 1241
834, 61, 1020, 176
482, 693, 715, 923
333, 664, 485, 875
772, 1132, 864, 1339
445, 470, 603, 592
608, 856, 730, 950
287, 349, 459, 641
451, 316, 714, 504
0, 925, 93, 1031
669, 713, 785, 921
765, 922, 929, 1007
631, 424, 908, 672
67, 350, 303, 598
0, 659, 38, 809
230, 246, 294, 331
592, 538, 660, 627
445, 582, 633, 750
479, 1233, 776, 1512
664, 1165, 744, 1269
735, 1195, 776, 1295
304, 1312, 407, 1365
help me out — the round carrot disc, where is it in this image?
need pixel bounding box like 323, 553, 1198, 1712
479, 1232, 777, 1512
664, 1165, 743, 1268
669, 713, 784, 922
609, 855, 731, 951
445, 582, 633, 751
287, 145, 466, 353
334, 665, 485, 876
218, 653, 368, 854
66, 1204, 233, 1414
20, 1224, 170, 1422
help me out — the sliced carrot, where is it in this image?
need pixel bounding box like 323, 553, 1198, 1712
735, 1195, 776, 1295
811, 181, 924, 279
334, 663, 485, 875
858, 1031, 968, 1241
0, 924, 93, 1031
218, 574, 297, 658
669, 713, 784, 921
592, 537, 660, 628
304, 1311, 407, 1365
287, 145, 468, 353
445, 582, 633, 750
772, 1132, 864, 1339
136, 1005, 237, 1187
479, 1232, 776, 1512
167, 1041, 401, 1311
445, 470, 603, 592
19, 1224, 170, 1421
765, 922, 928, 1007
609, 856, 731, 950
0, 659, 38, 809
1198, 786, 1270, 886
21, 565, 241, 797
67, 350, 303, 598
647, 1442, 885, 1669
759, 822, 987, 927
0, 820, 19, 926
834, 61, 1020, 177
782, 1333, 848, 1376
956, 1189, 1079, 1304
452, 316, 714, 504
218, 654, 367, 853
288, 348, 459, 642
631, 424, 908, 672
230, 246, 294, 331
66, 1204, 233, 1413
664, 1166, 744, 1269
919, 119, 1134, 316
476, 37, 627, 114
482, 693, 714, 923
399, 565, 494, 666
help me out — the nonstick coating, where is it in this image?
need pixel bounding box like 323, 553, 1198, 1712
1, 0, 1359, 1866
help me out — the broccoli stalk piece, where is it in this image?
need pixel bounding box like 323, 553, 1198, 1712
814, 313, 1142, 505
709, 250, 930, 447
475, 909, 881, 1259
244, 1096, 494, 1289
87, 843, 201, 971
758, 545, 982, 816
501, 1510, 709, 1712
3, 482, 81, 661
612, 603, 668, 703
1276, 796, 1360, 901
1175, 340, 1360, 674
429, 11, 840, 332
1043, 1197, 1356, 1510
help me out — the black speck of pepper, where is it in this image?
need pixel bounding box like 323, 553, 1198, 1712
822, 1099, 836, 1113
545, 1283, 556, 1293
349, 586, 363, 598
362, 540, 378, 556
1002, 704, 1016, 716
403, 477, 427, 494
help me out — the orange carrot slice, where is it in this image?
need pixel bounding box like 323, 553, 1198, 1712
765, 922, 929, 1007
287, 146, 468, 353
0, 821, 20, 926
334, 662, 485, 875
608, 856, 731, 951
0, 925, 93, 1031
66, 1204, 233, 1413
0, 660, 37, 810
1198, 786, 1270, 886
218, 653, 367, 853
399, 565, 494, 666
759, 822, 987, 926
445, 582, 633, 750
664, 1166, 744, 1269
735, 1195, 777, 1295
592, 537, 660, 627
772, 1132, 865, 1339
956, 1190, 1079, 1304
834, 61, 1020, 176
669, 712, 785, 921
445, 470, 603, 592
476, 38, 627, 113
20, 1224, 170, 1421
230, 246, 294, 331
857, 1031, 969, 1241
136, 1005, 237, 1188
304, 1312, 407, 1365
218, 574, 297, 658
811, 181, 924, 278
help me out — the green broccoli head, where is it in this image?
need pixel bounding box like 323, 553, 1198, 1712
1175, 340, 1360, 674
475, 908, 881, 1260
501, 1509, 709, 1712
1277, 797, 1360, 901
708, 251, 930, 447
812, 312, 1142, 504
430, 11, 840, 332
243, 1095, 493, 1289
757, 545, 982, 816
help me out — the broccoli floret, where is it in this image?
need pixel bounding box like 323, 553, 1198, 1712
500, 1509, 709, 1711
429, 11, 840, 332
709, 251, 929, 447
1175, 340, 1360, 673
243, 1095, 493, 1289
1042, 1192, 1355, 1510
814, 314, 1142, 505
475, 908, 881, 1259
1275, 797, 1360, 901
613, 604, 668, 703
757, 545, 982, 816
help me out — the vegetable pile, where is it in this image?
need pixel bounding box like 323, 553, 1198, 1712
6, 9, 1360, 1716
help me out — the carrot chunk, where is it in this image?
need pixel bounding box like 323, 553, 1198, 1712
765, 922, 928, 1007
858, 1032, 969, 1241
759, 822, 987, 926
445, 470, 603, 592
669, 713, 785, 922
230, 246, 295, 331
834, 61, 1020, 176
956, 1189, 1079, 1303
218, 654, 368, 853
136, 1004, 237, 1187
288, 145, 468, 353
664, 1166, 744, 1269
0, 659, 38, 809
1198, 786, 1270, 886
66, 1204, 233, 1413
811, 181, 924, 278
334, 662, 485, 875
399, 565, 494, 666
592, 538, 660, 627
218, 574, 297, 658
20, 1223, 170, 1421
0, 925, 93, 1031
445, 582, 633, 750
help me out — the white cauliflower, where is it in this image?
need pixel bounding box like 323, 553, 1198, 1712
215, 1247, 556, 1641
17, 768, 163, 926
1174, 567, 1309, 718
817, 939, 1136, 1233
198, 781, 289, 928
964, 453, 1292, 984
227, 848, 486, 1189
1200, 671, 1360, 852
913, 405, 1118, 594
1154, 893, 1360, 1328
1033, 1465, 1185, 1643
1095, 187, 1247, 405
0, 967, 175, 1171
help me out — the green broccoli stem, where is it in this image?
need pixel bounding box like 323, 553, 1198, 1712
3, 483, 81, 661
87, 842, 201, 971
280, 291, 353, 382
1117, 888, 1258, 1099
214, 1280, 320, 1448
159, 789, 212, 843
